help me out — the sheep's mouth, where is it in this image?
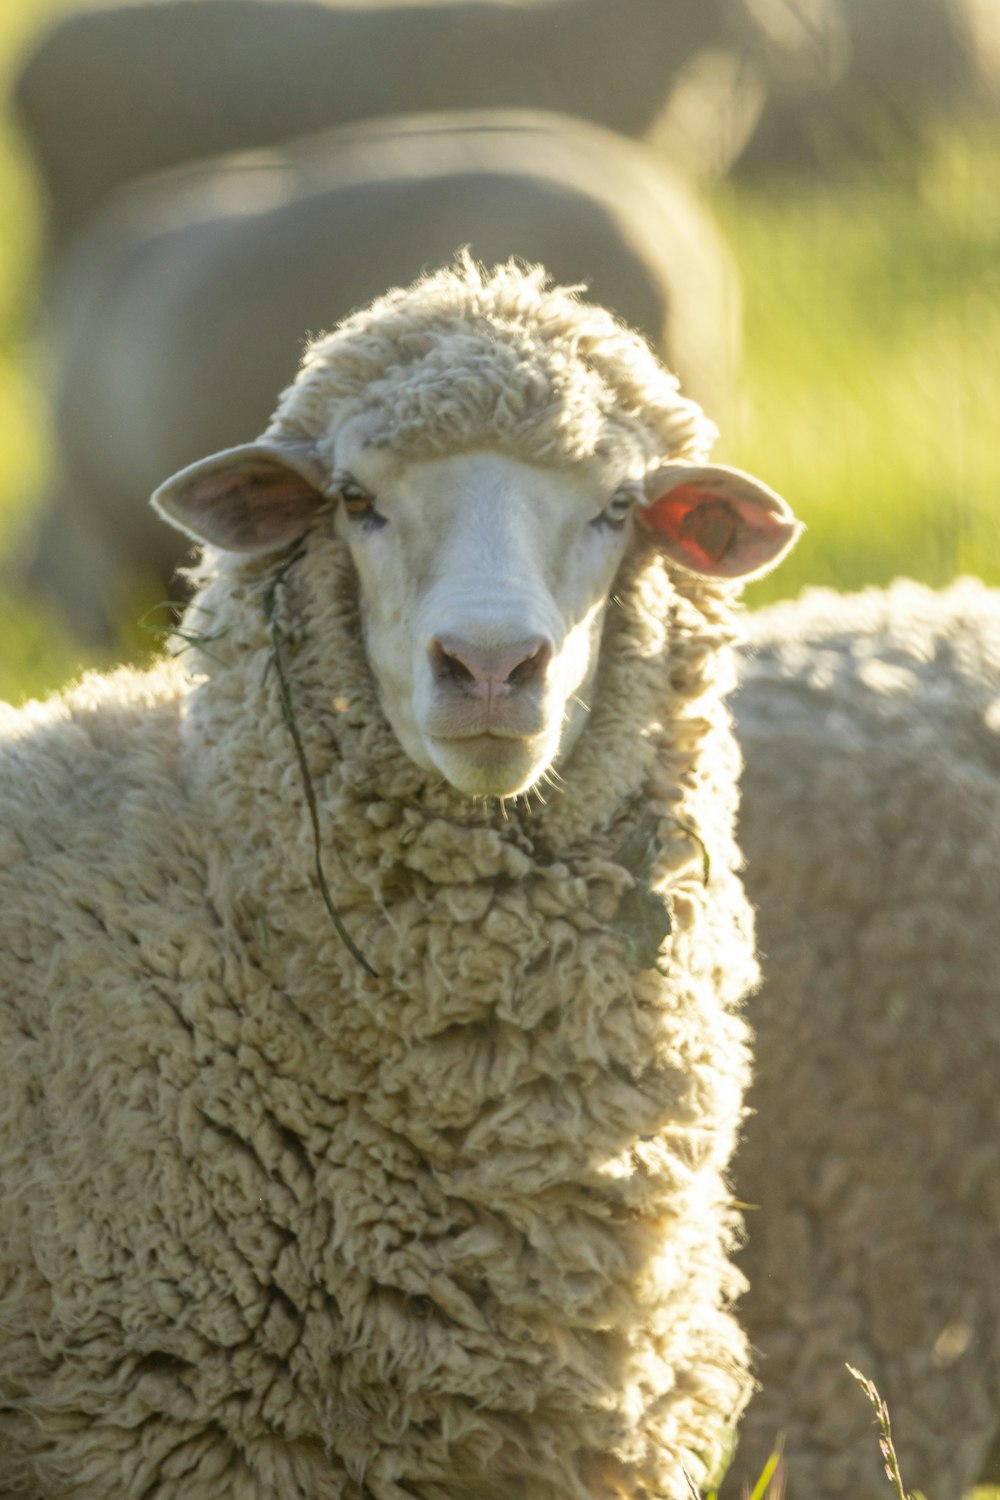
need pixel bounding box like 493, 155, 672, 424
437, 730, 532, 746
423, 707, 550, 742
426, 730, 555, 798
429, 730, 543, 762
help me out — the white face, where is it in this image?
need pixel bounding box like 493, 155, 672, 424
154, 416, 799, 801
329, 443, 637, 798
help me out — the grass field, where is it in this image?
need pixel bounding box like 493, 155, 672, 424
0, 8, 997, 1490
716, 118, 1000, 610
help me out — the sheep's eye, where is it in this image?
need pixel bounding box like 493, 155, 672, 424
337, 477, 375, 518
334, 474, 386, 528
593, 488, 636, 531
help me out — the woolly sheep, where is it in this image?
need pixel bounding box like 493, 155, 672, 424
13, 0, 819, 244
0, 261, 801, 1497
27, 111, 738, 640
728, 579, 1000, 1499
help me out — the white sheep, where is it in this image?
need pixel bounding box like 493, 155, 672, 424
0, 260, 800, 1498
729, 578, 1000, 1500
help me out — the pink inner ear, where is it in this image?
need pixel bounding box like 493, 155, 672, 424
177, 460, 325, 553
643, 485, 745, 569
641, 480, 799, 580
236, 470, 324, 547
648, 490, 740, 567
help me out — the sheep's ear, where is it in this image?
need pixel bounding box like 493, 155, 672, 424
637, 462, 802, 581
150, 441, 329, 555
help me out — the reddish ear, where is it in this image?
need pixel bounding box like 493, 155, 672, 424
151, 441, 328, 555
637, 463, 802, 581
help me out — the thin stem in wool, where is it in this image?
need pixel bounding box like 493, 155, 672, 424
263, 556, 377, 979
671, 818, 712, 886
138, 599, 231, 663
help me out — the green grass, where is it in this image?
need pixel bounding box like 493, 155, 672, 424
713, 116, 1000, 607
0, 0, 110, 703
715, 1368, 1000, 1500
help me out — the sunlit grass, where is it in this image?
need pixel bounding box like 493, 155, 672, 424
712, 117, 1000, 606
0, 0, 103, 702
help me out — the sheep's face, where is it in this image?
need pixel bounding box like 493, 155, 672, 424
153, 436, 799, 799
328, 446, 632, 797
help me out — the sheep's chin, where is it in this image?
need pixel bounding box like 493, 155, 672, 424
427, 733, 557, 800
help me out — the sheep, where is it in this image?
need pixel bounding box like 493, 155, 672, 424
737, 0, 1000, 176
0, 259, 801, 1498
13, 0, 822, 245
26, 110, 738, 640
727, 578, 1000, 1499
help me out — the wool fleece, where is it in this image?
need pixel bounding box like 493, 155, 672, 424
0, 262, 761, 1499
731, 579, 1000, 1500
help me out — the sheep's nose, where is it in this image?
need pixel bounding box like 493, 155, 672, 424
429, 634, 552, 695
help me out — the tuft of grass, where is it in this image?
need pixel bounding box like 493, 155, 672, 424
136, 599, 231, 663
848, 1366, 926, 1500
741, 1445, 785, 1500
712, 1367, 1000, 1500
699, 1442, 785, 1500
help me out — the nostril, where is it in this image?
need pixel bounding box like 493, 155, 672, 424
429, 638, 477, 685
429, 633, 553, 690
507, 639, 552, 688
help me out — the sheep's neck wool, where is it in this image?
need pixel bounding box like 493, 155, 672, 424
0, 265, 758, 1499
152, 532, 753, 1496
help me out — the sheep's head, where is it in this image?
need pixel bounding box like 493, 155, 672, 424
154, 439, 798, 798
152, 263, 800, 799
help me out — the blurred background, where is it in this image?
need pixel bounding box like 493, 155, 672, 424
0, 0, 998, 705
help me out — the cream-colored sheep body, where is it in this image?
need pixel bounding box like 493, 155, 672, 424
0, 263, 783, 1498
731, 578, 1000, 1499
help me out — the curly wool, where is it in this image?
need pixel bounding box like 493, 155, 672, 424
730, 578, 1000, 1500
273, 256, 716, 471
0, 262, 755, 1499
